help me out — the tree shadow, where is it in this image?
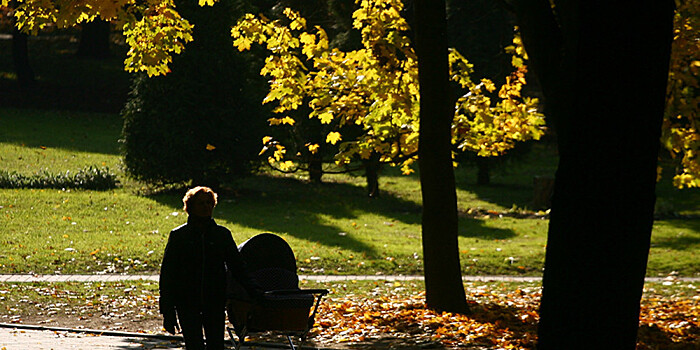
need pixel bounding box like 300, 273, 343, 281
456, 181, 537, 211
0, 109, 122, 155
112, 337, 183, 350
637, 324, 700, 350
459, 216, 516, 240
147, 175, 430, 256
652, 219, 700, 251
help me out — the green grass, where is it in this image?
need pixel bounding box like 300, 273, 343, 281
1, 108, 698, 277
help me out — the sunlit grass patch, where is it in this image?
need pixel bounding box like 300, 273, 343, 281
0, 108, 698, 277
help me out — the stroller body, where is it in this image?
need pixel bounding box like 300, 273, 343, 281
226, 233, 328, 350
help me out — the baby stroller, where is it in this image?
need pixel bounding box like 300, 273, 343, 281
226, 233, 328, 350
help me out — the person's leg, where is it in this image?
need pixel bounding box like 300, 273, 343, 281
177, 306, 206, 350
202, 305, 226, 350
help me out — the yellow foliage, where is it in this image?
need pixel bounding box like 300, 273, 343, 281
231, 1, 543, 174
662, 0, 700, 188
268, 116, 296, 126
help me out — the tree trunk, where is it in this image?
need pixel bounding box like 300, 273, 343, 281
515, 1, 674, 348
475, 156, 490, 185
414, 0, 468, 314
77, 19, 111, 59
364, 153, 380, 198
12, 26, 34, 88
308, 151, 323, 183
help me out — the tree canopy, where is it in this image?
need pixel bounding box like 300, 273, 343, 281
231, 1, 544, 176
3, 0, 696, 188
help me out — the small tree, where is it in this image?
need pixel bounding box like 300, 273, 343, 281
232, 0, 545, 191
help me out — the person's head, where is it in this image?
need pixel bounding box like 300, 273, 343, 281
182, 186, 218, 217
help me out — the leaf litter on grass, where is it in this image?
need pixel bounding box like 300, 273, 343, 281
310, 282, 698, 349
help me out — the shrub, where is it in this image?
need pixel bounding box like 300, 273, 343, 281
120, 0, 266, 188
0, 166, 119, 190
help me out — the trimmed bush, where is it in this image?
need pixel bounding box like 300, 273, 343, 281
0, 166, 118, 190
121, 0, 266, 187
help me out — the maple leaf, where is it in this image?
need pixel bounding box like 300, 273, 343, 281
326, 132, 342, 145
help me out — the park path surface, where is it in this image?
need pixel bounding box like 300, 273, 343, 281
1, 274, 698, 283
0, 325, 305, 350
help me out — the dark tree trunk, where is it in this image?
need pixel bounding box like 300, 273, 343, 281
475, 156, 490, 185
414, 0, 468, 314
308, 152, 323, 183
12, 27, 34, 88
77, 19, 111, 59
515, 1, 674, 348
364, 153, 380, 198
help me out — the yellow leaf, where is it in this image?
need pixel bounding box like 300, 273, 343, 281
262, 136, 273, 144
198, 0, 216, 6
317, 112, 334, 124
206, 144, 216, 151
290, 18, 306, 31
326, 132, 342, 145
307, 143, 320, 154
300, 32, 315, 46
279, 160, 295, 171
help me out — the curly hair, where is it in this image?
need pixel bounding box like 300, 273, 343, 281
182, 186, 218, 214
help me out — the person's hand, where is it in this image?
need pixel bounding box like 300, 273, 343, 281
163, 310, 180, 334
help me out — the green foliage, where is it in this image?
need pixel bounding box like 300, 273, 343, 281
121, 0, 265, 186
0, 166, 118, 190
232, 0, 545, 175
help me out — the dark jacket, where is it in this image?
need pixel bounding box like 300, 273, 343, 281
159, 216, 253, 314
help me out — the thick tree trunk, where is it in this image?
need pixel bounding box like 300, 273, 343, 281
516, 1, 673, 348
414, 0, 468, 314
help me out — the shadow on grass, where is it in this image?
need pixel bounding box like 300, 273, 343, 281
459, 217, 515, 239
0, 108, 122, 155
147, 175, 519, 255
652, 220, 700, 251
458, 182, 535, 210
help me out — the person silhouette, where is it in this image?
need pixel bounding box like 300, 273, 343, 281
159, 186, 259, 350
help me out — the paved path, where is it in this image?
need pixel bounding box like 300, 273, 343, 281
0, 326, 185, 350
0, 324, 323, 350
1, 274, 698, 283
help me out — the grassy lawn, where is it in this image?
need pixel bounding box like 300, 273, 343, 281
1, 108, 698, 277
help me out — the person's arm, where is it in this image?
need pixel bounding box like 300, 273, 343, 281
159, 231, 180, 333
